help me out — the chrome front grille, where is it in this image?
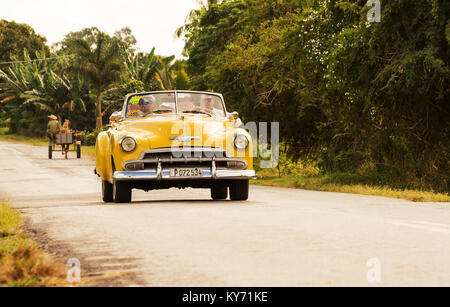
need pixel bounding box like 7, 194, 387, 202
123, 148, 247, 171
141, 147, 229, 160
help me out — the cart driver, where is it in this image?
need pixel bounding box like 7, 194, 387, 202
46, 115, 60, 148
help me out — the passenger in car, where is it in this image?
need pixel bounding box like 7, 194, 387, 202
142, 96, 155, 115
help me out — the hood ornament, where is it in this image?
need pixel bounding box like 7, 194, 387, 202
169, 115, 200, 143
169, 136, 200, 142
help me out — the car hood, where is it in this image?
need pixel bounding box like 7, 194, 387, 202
114, 114, 236, 149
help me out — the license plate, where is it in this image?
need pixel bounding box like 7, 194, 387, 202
170, 168, 203, 178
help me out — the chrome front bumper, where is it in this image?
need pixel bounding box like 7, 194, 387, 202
114, 148, 256, 181
113, 169, 256, 181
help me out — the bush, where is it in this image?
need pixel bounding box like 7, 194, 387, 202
0, 127, 8, 135
84, 126, 108, 146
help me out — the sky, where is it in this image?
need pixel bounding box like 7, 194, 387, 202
0, 0, 201, 58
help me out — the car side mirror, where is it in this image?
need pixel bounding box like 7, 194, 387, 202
228, 111, 239, 120
109, 111, 122, 124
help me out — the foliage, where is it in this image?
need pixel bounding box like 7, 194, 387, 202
178, 0, 449, 191
62, 30, 125, 128
0, 20, 49, 62
84, 126, 109, 146
0, 22, 186, 135
178, 0, 450, 190
0, 0, 448, 193
0, 50, 67, 135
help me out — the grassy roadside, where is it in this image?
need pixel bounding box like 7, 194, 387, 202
0, 134, 48, 146
0, 134, 96, 159
1, 134, 448, 202
0, 202, 65, 286
251, 176, 450, 202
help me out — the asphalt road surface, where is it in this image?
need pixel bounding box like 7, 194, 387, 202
0, 141, 449, 286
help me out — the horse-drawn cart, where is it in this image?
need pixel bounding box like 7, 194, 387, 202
48, 132, 81, 159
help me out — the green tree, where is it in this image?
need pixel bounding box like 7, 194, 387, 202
179, 0, 449, 190
153, 56, 191, 90
0, 50, 72, 134
0, 20, 49, 62
65, 31, 124, 128
175, 0, 225, 56
328, 0, 450, 186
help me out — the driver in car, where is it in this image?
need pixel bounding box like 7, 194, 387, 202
199, 95, 222, 117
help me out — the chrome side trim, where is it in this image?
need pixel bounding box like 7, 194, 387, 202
216, 170, 256, 179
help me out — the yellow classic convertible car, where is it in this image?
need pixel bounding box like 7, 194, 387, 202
95, 91, 256, 203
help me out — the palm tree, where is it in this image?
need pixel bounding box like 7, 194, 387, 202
65, 32, 123, 128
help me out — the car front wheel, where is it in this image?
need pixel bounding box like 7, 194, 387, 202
114, 181, 132, 203
229, 179, 249, 201
211, 185, 228, 200
102, 180, 113, 203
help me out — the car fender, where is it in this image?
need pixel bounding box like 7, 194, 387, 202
96, 131, 113, 183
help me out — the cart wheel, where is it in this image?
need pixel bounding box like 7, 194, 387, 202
48, 146, 52, 159
77, 144, 81, 159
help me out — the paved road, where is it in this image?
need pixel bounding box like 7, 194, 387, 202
0, 141, 449, 286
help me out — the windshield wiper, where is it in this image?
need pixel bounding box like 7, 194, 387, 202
144, 110, 174, 116
181, 110, 212, 117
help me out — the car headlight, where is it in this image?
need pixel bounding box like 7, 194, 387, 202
234, 134, 249, 150
120, 136, 137, 152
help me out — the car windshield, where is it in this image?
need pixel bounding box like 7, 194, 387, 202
176, 92, 226, 117
125, 92, 226, 118
126, 93, 176, 118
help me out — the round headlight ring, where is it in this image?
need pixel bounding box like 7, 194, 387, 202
234, 134, 249, 150
120, 136, 137, 152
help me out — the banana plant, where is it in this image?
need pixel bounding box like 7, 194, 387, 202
123, 47, 160, 89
